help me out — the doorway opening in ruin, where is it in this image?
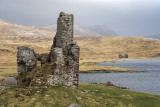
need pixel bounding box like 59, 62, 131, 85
37, 61, 41, 67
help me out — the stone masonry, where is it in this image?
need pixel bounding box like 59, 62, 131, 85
17, 12, 79, 87
49, 12, 79, 87
17, 46, 37, 73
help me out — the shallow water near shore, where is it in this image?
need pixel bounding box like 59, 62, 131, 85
79, 59, 160, 95
0, 77, 17, 89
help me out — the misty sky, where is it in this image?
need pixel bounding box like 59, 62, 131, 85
0, 0, 160, 36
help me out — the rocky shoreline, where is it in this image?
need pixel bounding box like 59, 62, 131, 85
79, 70, 146, 73
91, 81, 128, 89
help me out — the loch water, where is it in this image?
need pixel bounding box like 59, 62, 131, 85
79, 59, 160, 95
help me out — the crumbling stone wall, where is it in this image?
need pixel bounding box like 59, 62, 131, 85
52, 12, 74, 48
49, 12, 79, 87
17, 46, 37, 73
17, 12, 79, 87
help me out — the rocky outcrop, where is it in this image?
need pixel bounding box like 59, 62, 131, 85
17, 12, 79, 87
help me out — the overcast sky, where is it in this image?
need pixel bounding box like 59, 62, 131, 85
0, 0, 160, 36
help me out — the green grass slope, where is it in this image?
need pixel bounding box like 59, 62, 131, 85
0, 84, 160, 107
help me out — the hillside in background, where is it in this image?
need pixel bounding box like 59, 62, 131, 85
145, 34, 160, 40
1, 35, 160, 76
0, 19, 55, 40
76, 36, 160, 62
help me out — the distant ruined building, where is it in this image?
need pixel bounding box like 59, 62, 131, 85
17, 12, 79, 87
119, 53, 128, 58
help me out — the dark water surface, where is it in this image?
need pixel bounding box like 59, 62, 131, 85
79, 59, 160, 95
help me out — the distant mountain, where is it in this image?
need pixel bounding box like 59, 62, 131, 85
145, 34, 160, 40
74, 25, 101, 37
87, 25, 118, 36
41, 24, 117, 37
41, 24, 100, 37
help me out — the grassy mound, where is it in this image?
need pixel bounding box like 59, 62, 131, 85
0, 84, 160, 107
17, 63, 53, 87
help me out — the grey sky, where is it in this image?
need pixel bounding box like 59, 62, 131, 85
0, 0, 160, 36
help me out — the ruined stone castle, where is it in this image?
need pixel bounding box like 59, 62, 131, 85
17, 12, 79, 87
